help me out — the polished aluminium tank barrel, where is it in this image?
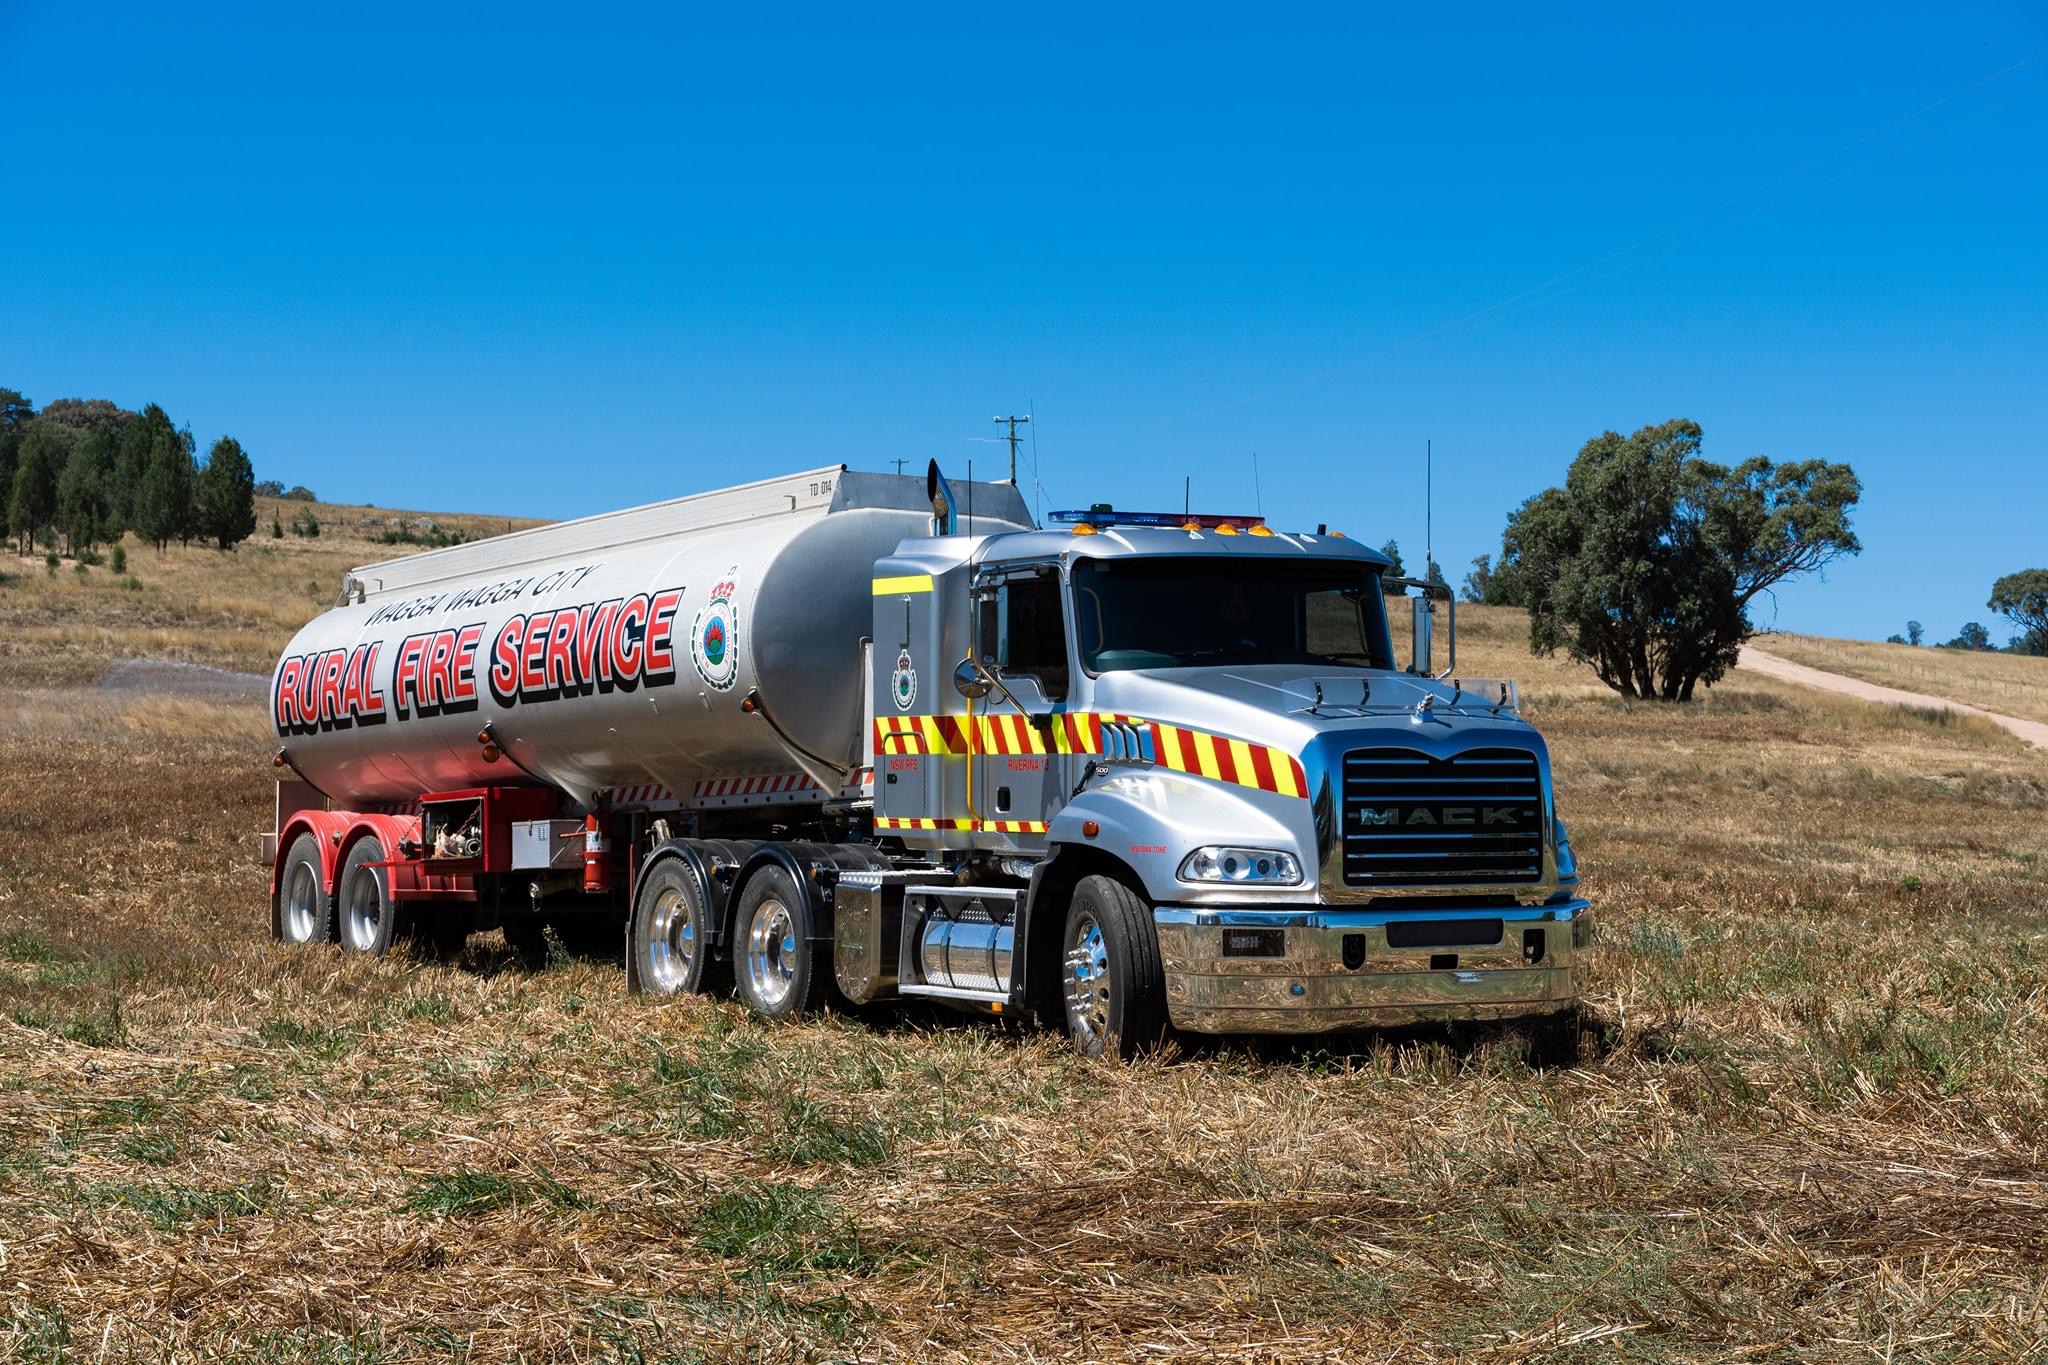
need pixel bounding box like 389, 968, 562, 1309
269, 466, 1030, 808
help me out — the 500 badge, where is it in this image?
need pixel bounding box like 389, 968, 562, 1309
691, 569, 741, 691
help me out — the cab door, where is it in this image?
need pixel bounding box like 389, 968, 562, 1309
971, 564, 1073, 843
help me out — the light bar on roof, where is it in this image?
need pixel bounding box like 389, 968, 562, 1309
1048, 507, 1268, 530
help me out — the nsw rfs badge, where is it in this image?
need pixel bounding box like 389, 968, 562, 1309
692, 569, 740, 691
891, 649, 918, 711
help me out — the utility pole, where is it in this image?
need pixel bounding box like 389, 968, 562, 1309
992, 414, 1030, 485
891, 458, 909, 476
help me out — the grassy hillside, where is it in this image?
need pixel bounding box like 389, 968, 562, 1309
2, 513, 2046, 1360
0, 496, 540, 687
1758, 629, 2048, 726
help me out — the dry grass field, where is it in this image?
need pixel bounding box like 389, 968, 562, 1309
1758, 631, 2048, 728
4, 506, 2047, 1361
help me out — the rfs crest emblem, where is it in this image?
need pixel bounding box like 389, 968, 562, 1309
692, 569, 740, 691
891, 649, 918, 711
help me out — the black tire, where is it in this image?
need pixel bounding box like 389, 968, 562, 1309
1060, 875, 1168, 1060
274, 832, 335, 945
336, 838, 399, 957
630, 859, 727, 997
731, 865, 826, 1020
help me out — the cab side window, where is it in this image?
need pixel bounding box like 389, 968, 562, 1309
979, 572, 1070, 701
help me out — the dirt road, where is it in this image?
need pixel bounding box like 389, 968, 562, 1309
1740, 645, 2048, 751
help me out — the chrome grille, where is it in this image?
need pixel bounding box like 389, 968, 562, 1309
1342, 747, 1545, 887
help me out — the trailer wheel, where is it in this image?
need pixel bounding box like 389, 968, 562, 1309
733, 866, 825, 1020
631, 860, 725, 996
1061, 875, 1167, 1060
275, 833, 334, 945
337, 838, 399, 957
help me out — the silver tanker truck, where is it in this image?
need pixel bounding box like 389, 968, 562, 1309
266, 463, 1590, 1056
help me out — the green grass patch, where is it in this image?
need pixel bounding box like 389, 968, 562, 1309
83, 1177, 277, 1231
694, 1182, 875, 1276
2, 1304, 72, 1365
770, 1097, 890, 1168
257, 1017, 358, 1061
404, 1170, 590, 1218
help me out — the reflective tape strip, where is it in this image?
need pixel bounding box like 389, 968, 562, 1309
874, 816, 1047, 834
871, 574, 934, 595
872, 711, 1307, 798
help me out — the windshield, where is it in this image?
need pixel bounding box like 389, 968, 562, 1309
1072, 557, 1396, 672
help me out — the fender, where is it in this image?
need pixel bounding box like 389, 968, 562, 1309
271, 810, 424, 897
731, 842, 894, 951
733, 842, 833, 949
1049, 772, 1310, 907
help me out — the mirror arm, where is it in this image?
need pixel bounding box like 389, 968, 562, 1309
1385, 575, 1457, 680
976, 655, 1032, 713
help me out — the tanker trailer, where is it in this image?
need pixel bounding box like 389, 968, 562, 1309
267, 462, 1592, 1057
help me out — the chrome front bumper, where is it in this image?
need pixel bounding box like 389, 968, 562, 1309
1153, 900, 1591, 1035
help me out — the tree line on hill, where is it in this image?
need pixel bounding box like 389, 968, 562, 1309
0, 388, 269, 556
1876, 575, 2047, 654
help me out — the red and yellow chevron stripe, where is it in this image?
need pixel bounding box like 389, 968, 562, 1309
874, 815, 976, 832
875, 816, 1049, 834
871, 712, 1305, 798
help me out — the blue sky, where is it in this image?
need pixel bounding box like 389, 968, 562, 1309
3, 3, 2043, 645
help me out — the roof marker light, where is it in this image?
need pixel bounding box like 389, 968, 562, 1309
1248, 525, 1275, 537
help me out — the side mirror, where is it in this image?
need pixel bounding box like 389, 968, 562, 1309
952, 656, 993, 699
1411, 594, 1433, 677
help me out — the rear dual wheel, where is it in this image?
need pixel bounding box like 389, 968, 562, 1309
275, 833, 335, 945
734, 867, 827, 1020
630, 859, 725, 997
337, 839, 399, 956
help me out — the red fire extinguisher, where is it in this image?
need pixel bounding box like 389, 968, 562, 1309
581, 812, 610, 894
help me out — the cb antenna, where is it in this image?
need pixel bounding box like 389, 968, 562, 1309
1426, 438, 1432, 585
993, 414, 1029, 485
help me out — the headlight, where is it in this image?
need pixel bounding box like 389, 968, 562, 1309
1555, 818, 1577, 881
1178, 846, 1303, 885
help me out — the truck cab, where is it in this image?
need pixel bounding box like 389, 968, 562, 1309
856, 490, 1590, 1053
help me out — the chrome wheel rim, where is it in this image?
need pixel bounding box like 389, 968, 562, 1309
342, 867, 382, 951
284, 862, 319, 943
644, 884, 698, 994
1063, 912, 1110, 1049
743, 897, 798, 1010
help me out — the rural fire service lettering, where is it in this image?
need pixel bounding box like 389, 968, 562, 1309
392, 624, 484, 719
274, 643, 387, 735
488, 587, 685, 706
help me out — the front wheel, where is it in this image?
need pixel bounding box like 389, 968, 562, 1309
1061, 875, 1167, 1059
732, 866, 825, 1020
